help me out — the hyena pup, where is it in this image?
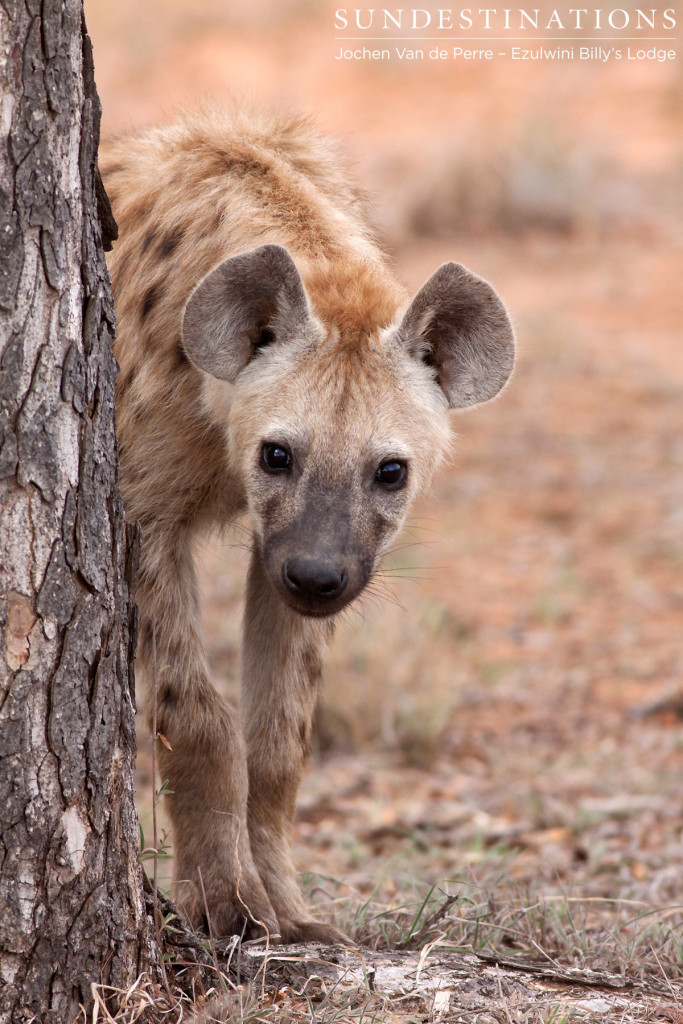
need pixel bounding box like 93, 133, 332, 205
101, 108, 514, 944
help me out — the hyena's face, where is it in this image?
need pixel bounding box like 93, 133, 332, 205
183, 245, 514, 617
227, 346, 451, 617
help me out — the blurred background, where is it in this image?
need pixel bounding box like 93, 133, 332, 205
87, 0, 683, 964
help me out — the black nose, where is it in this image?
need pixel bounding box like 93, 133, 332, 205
283, 558, 348, 601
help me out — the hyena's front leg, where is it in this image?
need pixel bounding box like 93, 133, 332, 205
242, 549, 345, 944
136, 528, 279, 939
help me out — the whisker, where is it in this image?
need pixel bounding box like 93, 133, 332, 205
361, 577, 409, 614
377, 574, 430, 585
383, 540, 437, 557
402, 516, 446, 539
225, 539, 253, 554
376, 569, 436, 577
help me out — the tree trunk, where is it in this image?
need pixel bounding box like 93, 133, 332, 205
0, 3, 155, 1022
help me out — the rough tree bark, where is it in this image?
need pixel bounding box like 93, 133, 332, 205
0, 3, 155, 1021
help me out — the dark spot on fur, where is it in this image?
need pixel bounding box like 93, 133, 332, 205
117, 365, 137, 392
302, 645, 323, 684
158, 227, 184, 258
223, 153, 271, 180
141, 231, 155, 254
140, 620, 154, 651
262, 495, 280, 526
299, 718, 311, 754
126, 199, 149, 224
114, 252, 132, 284
129, 401, 147, 426
141, 284, 160, 321
159, 684, 177, 708
371, 511, 391, 547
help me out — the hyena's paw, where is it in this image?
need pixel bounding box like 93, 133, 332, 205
278, 917, 349, 946
177, 871, 281, 941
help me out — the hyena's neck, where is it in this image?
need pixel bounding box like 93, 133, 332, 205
301, 256, 406, 344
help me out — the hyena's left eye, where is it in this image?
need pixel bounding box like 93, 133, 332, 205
376, 459, 408, 490
261, 442, 292, 473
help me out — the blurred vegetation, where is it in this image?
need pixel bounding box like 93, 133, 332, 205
408, 142, 678, 240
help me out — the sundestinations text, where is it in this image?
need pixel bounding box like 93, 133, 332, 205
334, 8, 677, 30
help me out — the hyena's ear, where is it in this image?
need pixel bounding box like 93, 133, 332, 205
397, 263, 515, 408
182, 244, 311, 381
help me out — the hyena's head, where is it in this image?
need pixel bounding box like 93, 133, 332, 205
182, 245, 514, 618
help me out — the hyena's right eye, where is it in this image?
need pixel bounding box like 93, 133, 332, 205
375, 459, 408, 490
261, 442, 292, 473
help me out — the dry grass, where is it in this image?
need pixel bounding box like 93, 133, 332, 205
87, 874, 683, 1021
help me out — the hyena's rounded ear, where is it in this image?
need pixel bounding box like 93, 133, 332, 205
181, 244, 311, 382
397, 263, 515, 408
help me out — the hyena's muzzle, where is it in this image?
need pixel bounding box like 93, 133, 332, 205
261, 489, 376, 617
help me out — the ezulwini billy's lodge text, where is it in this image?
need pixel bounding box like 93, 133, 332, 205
334, 43, 677, 60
